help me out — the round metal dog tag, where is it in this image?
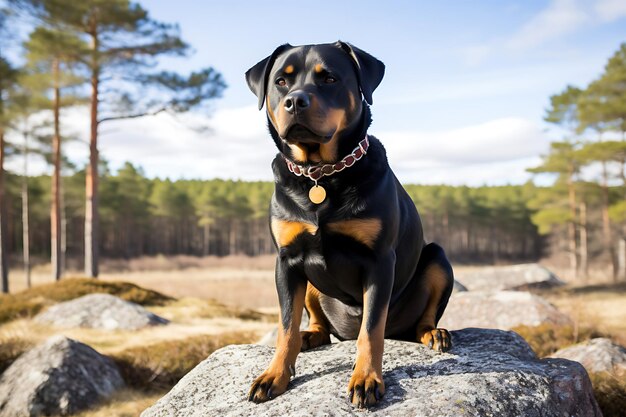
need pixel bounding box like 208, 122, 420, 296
309, 185, 326, 204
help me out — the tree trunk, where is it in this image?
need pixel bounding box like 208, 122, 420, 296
60, 174, 66, 275
618, 238, 626, 281
203, 222, 210, 256
567, 172, 578, 280
600, 161, 615, 279
85, 47, 100, 278
579, 201, 588, 282
229, 220, 236, 255
51, 59, 62, 281
0, 128, 8, 293
22, 129, 31, 288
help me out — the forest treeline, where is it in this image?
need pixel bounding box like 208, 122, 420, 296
0, 164, 542, 264
1, 0, 625, 292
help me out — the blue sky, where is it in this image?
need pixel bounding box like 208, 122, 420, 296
9, 0, 626, 184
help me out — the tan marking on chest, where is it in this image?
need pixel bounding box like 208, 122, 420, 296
271, 219, 318, 247
326, 218, 382, 249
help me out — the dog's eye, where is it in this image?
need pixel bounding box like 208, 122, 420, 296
275, 78, 287, 87
325, 76, 337, 84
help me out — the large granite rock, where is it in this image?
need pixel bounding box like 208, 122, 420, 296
455, 263, 564, 291
550, 337, 626, 375
439, 290, 571, 330
0, 336, 124, 417
35, 293, 168, 330
142, 328, 600, 417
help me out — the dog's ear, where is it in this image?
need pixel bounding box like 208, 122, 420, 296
336, 41, 385, 105
245, 44, 292, 110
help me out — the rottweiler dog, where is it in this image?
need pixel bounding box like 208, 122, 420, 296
245, 41, 454, 408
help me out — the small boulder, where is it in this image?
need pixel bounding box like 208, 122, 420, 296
452, 279, 467, 292
550, 338, 626, 374
439, 291, 571, 330
0, 335, 124, 417
455, 263, 564, 291
35, 293, 168, 330
142, 328, 600, 417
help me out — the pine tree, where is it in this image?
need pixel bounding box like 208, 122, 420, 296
18, 0, 227, 277
532, 86, 584, 279
24, 26, 87, 280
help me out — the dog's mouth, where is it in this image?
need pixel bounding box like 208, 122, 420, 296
283, 124, 335, 164
284, 124, 329, 142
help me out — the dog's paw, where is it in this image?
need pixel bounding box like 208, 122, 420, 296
347, 366, 385, 408
419, 328, 452, 353
300, 329, 331, 351
248, 367, 292, 403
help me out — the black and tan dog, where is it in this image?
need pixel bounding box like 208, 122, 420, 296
245, 42, 454, 408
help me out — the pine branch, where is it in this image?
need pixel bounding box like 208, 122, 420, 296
98, 107, 167, 125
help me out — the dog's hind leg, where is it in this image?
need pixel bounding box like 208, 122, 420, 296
301, 282, 332, 351
413, 243, 454, 352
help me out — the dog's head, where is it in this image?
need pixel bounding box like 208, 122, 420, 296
246, 42, 385, 164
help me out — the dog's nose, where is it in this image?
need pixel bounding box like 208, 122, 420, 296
284, 91, 310, 114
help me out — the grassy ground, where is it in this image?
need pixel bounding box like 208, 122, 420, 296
0, 275, 276, 416
3, 257, 626, 416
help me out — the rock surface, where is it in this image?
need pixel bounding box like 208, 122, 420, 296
439, 290, 571, 330
455, 263, 564, 291
142, 328, 600, 417
35, 293, 168, 330
0, 335, 124, 417
550, 337, 626, 374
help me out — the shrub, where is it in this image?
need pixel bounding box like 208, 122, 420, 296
0, 278, 173, 325
19, 278, 173, 306
0, 296, 44, 325
111, 331, 256, 391
0, 337, 32, 374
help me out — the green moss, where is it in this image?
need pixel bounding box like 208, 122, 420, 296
0, 278, 174, 325
111, 332, 256, 391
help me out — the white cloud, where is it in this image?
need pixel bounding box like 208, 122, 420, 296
381, 117, 548, 185
61, 105, 275, 180
507, 0, 589, 51
461, 0, 625, 66
7, 106, 549, 186
594, 0, 626, 21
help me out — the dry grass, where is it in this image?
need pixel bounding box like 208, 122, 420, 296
512, 323, 605, 358
100, 254, 276, 272
8, 256, 279, 310
99, 268, 277, 310
0, 336, 32, 374
73, 389, 164, 417
535, 282, 626, 345
111, 331, 257, 391
588, 371, 626, 417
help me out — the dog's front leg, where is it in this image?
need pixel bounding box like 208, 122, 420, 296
249, 258, 306, 403
348, 252, 395, 408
